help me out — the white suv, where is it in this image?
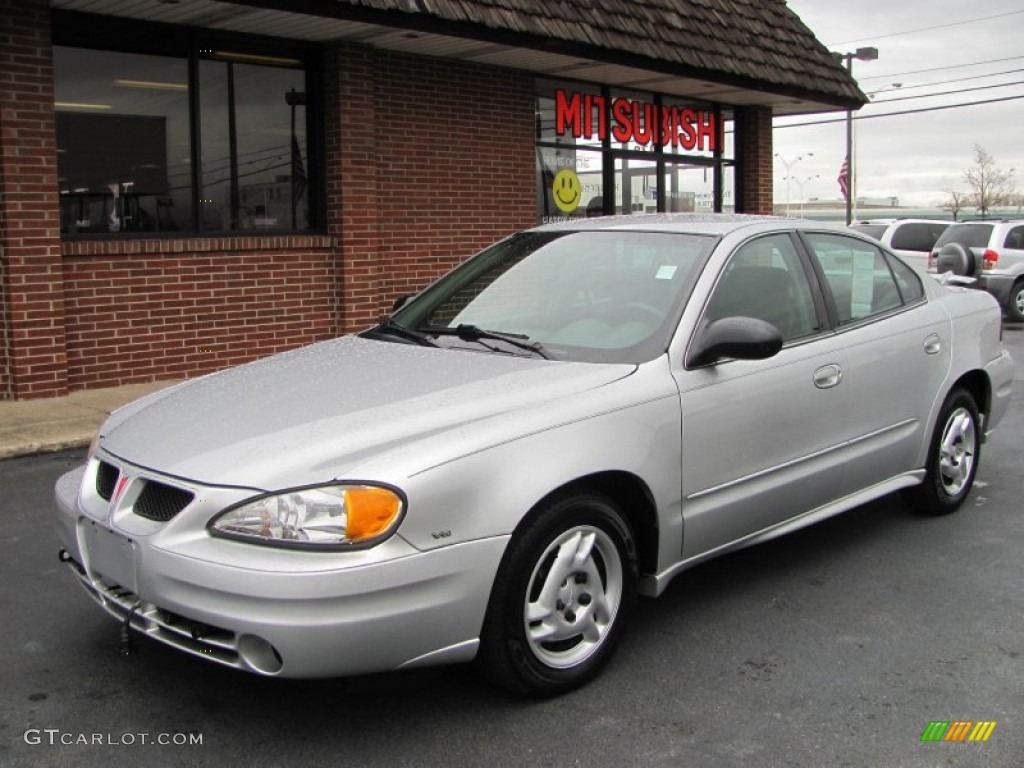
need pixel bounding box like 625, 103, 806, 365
850, 218, 951, 267
929, 219, 1024, 322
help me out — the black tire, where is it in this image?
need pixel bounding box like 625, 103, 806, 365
935, 242, 976, 277
1007, 280, 1024, 323
905, 388, 981, 515
476, 491, 638, 696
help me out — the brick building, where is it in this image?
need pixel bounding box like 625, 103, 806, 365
0, 0, 863, 400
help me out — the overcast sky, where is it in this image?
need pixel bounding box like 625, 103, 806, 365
774, 0, 1023, 210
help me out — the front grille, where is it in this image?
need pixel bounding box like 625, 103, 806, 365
95, 461, 119, 500
133, 481, 194, 522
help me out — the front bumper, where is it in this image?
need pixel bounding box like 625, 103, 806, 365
55, 465, 508, 678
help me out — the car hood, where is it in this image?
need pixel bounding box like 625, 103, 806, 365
101, 336, 635, 489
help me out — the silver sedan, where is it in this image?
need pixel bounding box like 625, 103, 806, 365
54, 214, 1014, 696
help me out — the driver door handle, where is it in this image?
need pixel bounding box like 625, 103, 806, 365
813, 364, 842, 389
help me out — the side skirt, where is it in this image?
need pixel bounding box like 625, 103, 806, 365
638, 470, 925, 597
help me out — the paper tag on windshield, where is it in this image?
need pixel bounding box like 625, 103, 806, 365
655, 265, 677, 280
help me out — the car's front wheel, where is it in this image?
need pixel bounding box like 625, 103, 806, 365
476, 491, 637, 696
905, 388, 980, 515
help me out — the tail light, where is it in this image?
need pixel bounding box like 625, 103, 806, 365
982, 250, 999, 270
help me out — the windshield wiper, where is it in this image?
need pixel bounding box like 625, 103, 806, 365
367, 317, 439, 347
425, 324, 549, 359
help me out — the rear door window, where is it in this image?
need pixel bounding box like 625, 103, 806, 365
802, 232, 905, 324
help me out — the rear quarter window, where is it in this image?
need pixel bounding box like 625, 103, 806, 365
890, 222, 950, 252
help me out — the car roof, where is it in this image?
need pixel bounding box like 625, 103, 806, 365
854, 218, 949, 226
533, 213, 830, 237
947, 218, 1024, 226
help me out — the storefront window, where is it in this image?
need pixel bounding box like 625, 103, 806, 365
199, 60, 307, 232
535, 79, 734, 220
53, 23, 317, 237
614, 156, 659, 215
536, 147, 603, 223
55, 48, 192, 234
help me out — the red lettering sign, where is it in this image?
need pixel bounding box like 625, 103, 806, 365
553, 90, 718, 152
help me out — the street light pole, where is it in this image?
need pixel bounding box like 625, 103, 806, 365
789, 174, 819, 212
842, 46, 878, 225
774, 152, 812, 216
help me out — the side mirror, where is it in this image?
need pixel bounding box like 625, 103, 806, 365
391, 293, 415, 312
686, 316, 783, 368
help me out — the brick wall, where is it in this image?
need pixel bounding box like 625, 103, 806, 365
330, 45, 536, 332
735, 106, 774, 215
0, 0, 65, 399
61, 237, 335, 390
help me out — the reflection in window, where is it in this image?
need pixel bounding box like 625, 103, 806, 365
53, 43, 313, 236
200, 61, 307, 232
55, 48, 192, 234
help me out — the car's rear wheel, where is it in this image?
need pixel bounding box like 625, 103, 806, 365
905, 388, 980, 515
1007, 279, 1024, 323
476, 491, 637, 696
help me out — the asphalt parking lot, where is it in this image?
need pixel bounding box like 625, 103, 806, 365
1, 326, 1022, 768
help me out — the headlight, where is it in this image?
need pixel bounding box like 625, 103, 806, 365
209, 483, 405, 550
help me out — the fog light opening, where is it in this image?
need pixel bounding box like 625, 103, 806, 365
238, 634, 283, 674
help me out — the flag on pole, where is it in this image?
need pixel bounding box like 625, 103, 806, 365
291, 135, 307, 207
837, 156, 850, 200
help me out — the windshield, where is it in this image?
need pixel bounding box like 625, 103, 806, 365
387, 230, 715, 363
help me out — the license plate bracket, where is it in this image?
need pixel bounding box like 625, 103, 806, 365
80, 520, 137, 593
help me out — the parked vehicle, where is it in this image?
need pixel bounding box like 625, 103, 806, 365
55, 214, 1013, 696
929, 219, 1024, 321
850, 218, 950, 267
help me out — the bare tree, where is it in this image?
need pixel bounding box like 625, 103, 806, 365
941, 189, 968, 221
964, 145, 1016, 217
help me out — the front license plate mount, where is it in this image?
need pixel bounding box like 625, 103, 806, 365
80, 519, 137, 594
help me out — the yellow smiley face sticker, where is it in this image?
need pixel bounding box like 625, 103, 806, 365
552, 169, 582, 213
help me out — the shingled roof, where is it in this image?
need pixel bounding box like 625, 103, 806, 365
51, 0, 866, 111
312, 0, 866, 109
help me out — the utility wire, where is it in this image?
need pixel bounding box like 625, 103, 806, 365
859, 55, 1024, 83
871, 79, 1024, 104
826, 9, 1024, 47
868, 67, 1024, 93
775, 93, 1024, 129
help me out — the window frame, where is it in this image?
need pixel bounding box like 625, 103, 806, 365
52, 9, 325, 239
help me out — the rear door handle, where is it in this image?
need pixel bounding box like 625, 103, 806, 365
813, 364, 842, 389
924, 333, 942, 355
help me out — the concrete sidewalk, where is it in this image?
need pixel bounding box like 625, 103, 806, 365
0, 380, 179, 460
